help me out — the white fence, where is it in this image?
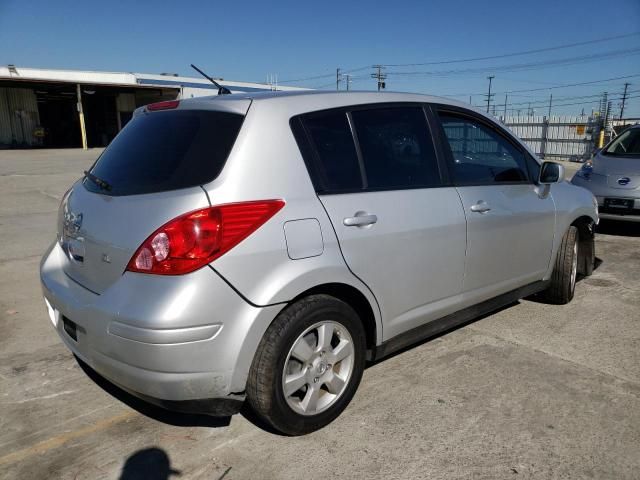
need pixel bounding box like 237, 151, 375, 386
500, 115, 597, 162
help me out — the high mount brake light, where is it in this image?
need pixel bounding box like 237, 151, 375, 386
126, 200, 285, 275
147, 100, 180, 111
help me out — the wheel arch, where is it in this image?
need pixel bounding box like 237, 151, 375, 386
571, 215, 596, 276
289, 282, 380, 355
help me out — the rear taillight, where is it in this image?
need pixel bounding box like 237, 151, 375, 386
147, 100, 180, 111
126, 200, 284, 275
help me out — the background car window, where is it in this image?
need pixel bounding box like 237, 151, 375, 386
351, 107, 440, 189
439, 114, 529, 185
604, 128, 640, 156
303, 111, 363, 192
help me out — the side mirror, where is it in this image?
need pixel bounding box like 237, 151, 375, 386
539, 161, 564, 184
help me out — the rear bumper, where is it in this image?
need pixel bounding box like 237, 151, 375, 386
40, 241, 284, 409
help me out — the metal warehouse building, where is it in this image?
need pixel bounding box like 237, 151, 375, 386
0, 65, 305, 149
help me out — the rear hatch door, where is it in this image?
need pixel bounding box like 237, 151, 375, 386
59, 101, 248, 294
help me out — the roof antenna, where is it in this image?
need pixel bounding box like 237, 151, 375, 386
190, 64, 232, 95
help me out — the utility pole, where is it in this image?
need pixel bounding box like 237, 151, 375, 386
469, 95, 472, 105
620, 82, 630, 119
547, 93, 553, 118
503, 93, 508, 119
336, 68, 341, 91
485, 75, 495, 113
371, 65, 387, 91
344, 74, 352, 91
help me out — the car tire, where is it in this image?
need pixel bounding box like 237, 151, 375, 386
580, 230, 595, 277
246, 294, 366, 436
541, 226, 579, 305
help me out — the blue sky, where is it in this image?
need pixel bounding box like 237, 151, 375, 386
1, 0, 639, 115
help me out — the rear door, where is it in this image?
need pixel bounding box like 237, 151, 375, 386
294, 105, 467, 340
434, 106, 555, 298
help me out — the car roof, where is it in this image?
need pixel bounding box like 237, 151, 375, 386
180, 90, 479, 114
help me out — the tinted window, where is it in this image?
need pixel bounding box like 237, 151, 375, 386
85, 110, 243, 196
604, 127, 640, 156
525, 153, 541, 181
303, 111, 362, 192
352, 107, 440, 189
439, 114, 529, 185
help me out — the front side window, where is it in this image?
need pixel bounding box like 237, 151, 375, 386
351, 107, 440, 189
438, 113, 529, 185
604, 128, 640, 156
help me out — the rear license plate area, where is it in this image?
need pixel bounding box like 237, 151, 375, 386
63, 317, 78, 342
604, 198, 633, 210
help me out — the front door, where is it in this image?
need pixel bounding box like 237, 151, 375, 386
436, 109, 556, 298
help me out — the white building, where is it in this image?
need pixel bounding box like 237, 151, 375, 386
0, 65, 306, 149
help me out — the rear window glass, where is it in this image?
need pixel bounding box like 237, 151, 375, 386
84, 110, 243, 196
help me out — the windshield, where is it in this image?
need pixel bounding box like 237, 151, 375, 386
604, 127, 640, 157
84, 109, 244, 196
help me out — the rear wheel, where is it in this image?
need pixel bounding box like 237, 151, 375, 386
246, 294, 366, 435
541, 226, 579, 304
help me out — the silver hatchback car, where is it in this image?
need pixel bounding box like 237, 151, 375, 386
571, 124, 640, 222
41, 91, 598, 435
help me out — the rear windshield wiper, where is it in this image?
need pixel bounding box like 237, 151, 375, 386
83, 170, 112, 191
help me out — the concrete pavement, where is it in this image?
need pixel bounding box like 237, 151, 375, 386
0, 150, 638, 480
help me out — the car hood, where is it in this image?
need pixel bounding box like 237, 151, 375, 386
592, 153, 640, 175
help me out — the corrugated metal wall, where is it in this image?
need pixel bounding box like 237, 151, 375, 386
0, 87, 41, 147
503, 115, 595, 161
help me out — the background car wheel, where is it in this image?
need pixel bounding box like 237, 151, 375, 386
541, 226, 579, 305
246, 294, 366, 435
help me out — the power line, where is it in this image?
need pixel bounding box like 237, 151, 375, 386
385, 47, 640, 78
474, 94, 640, 112
441, 73, 640, 97
278, 65, 370, 84
381, 32, 640, 67
494, 90, 639, 108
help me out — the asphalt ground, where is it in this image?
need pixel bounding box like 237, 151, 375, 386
0, 150, 638, 479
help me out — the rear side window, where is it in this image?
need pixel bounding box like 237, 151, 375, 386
438, 113, 529, 185
302, 111, 363, 192
85, 110, 243, 196
351, 107, 440, 189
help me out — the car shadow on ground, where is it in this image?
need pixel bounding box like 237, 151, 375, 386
596, 219, 640, 237
75, 356, 231, 428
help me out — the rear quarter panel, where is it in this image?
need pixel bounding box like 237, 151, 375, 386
201, 100, 384, 345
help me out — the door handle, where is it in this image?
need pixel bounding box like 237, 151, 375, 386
343, 212, 378, 227
470, 202, 491, 213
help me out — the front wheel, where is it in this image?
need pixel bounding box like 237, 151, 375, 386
246, 294, 366, 435
541, 226, 579, 304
